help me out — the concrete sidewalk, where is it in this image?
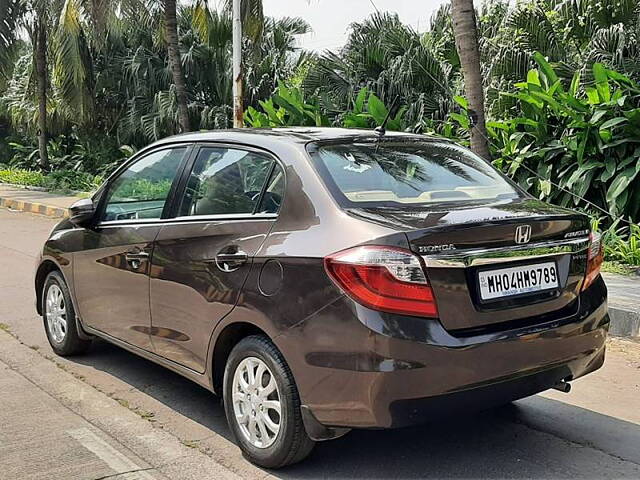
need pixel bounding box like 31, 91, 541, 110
0, 329, 241, 480
1, 184, 638, 337
0, 184, 83, 218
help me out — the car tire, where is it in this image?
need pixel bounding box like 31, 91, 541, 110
42, 271, 91, 356
223, 335, 315, 468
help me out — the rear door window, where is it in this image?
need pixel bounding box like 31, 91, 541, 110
178, 147, 275, 217
308, 141, 519, 207
256, 163, 285, 214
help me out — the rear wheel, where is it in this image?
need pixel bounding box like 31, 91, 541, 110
42, 271, 91, 356
223, 335, 315, 468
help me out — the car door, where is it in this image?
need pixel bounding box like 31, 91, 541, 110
149, 144, 285, 372
73, 145, 191, 350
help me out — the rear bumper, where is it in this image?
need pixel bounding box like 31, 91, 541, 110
276, 276, 608, 429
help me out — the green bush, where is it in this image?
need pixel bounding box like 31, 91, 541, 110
42, 170, 103, 192
602, 223, 640, 267
244, 84, 406, 131
0, 168, 101, 192
244, 84, 330, 128
4, 134, 129, 176
0, 169, 46, 187
489, 55, 640, 222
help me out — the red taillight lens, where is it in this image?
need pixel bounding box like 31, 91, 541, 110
582, 231, 604, 291
324, 246, 438, 318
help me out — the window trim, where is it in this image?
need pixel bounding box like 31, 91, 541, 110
93, 141, 287, 228
98, 213, 278, 228
167, 142, 287, 221
94, 143, 194, 227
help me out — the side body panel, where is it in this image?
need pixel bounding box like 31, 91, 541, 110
149, 217, 275, 372
73, 224, 160, 350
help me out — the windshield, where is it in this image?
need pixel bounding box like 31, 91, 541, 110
308, 140, 520, 208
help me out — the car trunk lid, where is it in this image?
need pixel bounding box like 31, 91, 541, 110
347, 199, 591, 333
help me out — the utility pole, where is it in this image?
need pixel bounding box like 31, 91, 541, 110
232, 0, 244, 128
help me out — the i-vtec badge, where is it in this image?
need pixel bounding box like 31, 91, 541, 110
418, 244, 456, 254
514, 225, 532, 244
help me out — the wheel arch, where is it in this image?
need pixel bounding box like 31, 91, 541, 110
35, 259, 63, 315
209, 321, 272, 394
35, 257, 93, 341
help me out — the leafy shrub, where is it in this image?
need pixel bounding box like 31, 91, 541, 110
601, 222, 640, 266
490, 55, 640, 222
5, 134, 128, 176
42, 170, 103, 192
245, 85, 329, 128
244, 84, 406, 131
0, 168, 101, 192
0, 169, 46, 187
341, 87, 406, 131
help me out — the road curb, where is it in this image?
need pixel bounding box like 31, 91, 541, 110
609, 305, 640, 337
0, 196, 68, 218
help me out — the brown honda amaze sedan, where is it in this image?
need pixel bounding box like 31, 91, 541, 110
35, 128, 609, 468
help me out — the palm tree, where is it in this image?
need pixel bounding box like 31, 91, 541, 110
3, 3, 51, 171
304, 12, 453, 129
34, 7, 49, 168
1, 0, 108, 169
471, 0, 640, 117
223, 0, 264, 40
164, 0, 191, 132
1, 1, 51, 168
451, 0, 490, 160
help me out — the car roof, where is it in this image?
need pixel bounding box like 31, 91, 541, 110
151, 127, 452, 150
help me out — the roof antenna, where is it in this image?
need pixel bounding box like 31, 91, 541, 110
374, 96, 400, 138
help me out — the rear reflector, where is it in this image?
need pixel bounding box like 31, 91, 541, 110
582, 231, 604, 291
324, 246, 438, 318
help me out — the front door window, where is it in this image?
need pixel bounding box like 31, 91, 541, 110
102, 147, 188, 222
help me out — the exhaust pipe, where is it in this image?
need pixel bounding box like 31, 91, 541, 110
552, 380, 572, 393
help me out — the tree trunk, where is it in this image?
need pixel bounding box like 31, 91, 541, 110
34, 20, 49, 170
164, 0, 191, 133
232, 0, 244, 128
451, 0, 491, 160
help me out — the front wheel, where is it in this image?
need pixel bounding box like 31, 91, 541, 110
42, 271, 91, 356
223, 335, 315, 468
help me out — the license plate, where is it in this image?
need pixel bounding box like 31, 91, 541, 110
478, 262, 559, 301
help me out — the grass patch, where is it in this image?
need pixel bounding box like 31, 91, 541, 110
601, 261, 639, 276
181, 439, 200, 449
0, 323, 11, 333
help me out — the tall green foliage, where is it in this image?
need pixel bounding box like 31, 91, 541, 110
244, 85, 405, 131
490, 56, 640, 221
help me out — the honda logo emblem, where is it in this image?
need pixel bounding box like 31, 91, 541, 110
515, 225, 532, 244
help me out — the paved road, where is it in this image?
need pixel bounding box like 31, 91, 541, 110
1, 207, 639, 479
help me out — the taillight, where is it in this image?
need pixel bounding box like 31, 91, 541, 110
324, 246, 438, 318
582, 231, 604, 291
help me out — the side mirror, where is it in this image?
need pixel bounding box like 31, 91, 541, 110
69, 198, 96, 227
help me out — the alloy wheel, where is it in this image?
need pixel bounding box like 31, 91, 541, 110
231, 356, 282, 449
45, 284, 67, 343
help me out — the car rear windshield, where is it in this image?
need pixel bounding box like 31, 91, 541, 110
308, 140, 520, 208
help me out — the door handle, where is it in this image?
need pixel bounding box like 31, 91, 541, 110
214, 251, 248, 272
125, 251, 149, 270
